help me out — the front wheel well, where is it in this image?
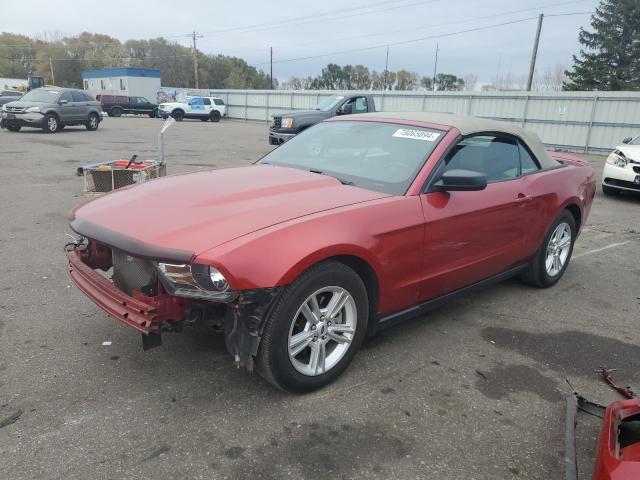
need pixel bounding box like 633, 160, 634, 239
565, 204, 581, 232
324, 255, 379, 327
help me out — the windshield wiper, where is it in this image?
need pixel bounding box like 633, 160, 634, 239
309, 169, 354, 186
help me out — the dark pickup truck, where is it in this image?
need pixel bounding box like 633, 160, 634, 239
269, 93, 376, 145
96, 94, 158, 118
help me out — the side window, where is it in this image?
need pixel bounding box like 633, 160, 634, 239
138, 97, 149, 103
59, 92, 73, 103
213, 98, 225, 105
443, 134, 520, 182
353, 96, 368, 113
83, 92, 95, 101
519, 143, 540, 174
71, 91, 85, 102
203, 97, 211, 105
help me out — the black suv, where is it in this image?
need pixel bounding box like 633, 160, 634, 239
97, 94, 158, 118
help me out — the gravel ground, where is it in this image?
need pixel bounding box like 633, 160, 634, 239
0, 116, 638, 480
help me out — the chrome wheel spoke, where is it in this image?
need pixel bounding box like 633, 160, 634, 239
300, 302, 318, 324
290, 330, 314, 357
326, 290, 349, 319
328, 331, 352, 344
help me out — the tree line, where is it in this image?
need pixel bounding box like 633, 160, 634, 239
0, 32, 273, 89
281, 64, 469, 91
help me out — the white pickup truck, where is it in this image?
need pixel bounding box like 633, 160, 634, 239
158, 96, 227, 122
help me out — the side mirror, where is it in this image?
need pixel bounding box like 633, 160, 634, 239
337, 103, 353, 115
59, 99, 68, 105
622, 137, 632, 144
434, 169, 487, 192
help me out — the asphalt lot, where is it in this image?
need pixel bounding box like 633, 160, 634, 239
1, 116, 639, 480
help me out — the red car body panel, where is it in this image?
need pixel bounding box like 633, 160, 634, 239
68, 115, 596, 353
593, 399, 640, 480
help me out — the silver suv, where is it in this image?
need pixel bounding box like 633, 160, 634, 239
0, 87, 102, 133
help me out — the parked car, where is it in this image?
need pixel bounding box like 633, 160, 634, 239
1, 87, 101, 133
0, 90, 23, 106
158, 96, 226, 122
601, 134, 640, 195
269, 93, 376, 145
96, 94, 158, 118
66, 112, 595, 392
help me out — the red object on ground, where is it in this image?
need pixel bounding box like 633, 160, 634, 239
112, 159, 148, 169
597, 368, 636, 400
593, 399, 640, 480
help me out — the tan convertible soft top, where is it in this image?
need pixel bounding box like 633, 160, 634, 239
351, 111, 560, 169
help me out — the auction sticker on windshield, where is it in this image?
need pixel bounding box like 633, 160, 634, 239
392, 129, 440, 141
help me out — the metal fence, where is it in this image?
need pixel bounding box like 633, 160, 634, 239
177, 88, 640, 154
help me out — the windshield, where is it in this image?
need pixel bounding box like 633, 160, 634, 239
19, 89, 60, 103
315, 95, 344, 111
630, 135, 640, 145
260, 121, 445, 195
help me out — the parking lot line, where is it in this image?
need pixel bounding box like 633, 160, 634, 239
572, 241, 630, 259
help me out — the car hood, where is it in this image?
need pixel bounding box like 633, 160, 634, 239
616, 144, 640, 161
276, 109, 331, 121
3, 100, 51, 108
70, 165, 390, 261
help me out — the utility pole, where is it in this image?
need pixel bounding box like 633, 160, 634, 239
49, 57, 55, 85
432, 43, 439, 91
190, 30, 203, 89
270, 47, 273, 90
383, 47, 389, 90
526, 13, 544, 91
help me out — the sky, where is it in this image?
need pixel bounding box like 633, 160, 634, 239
3, 0, 600, 85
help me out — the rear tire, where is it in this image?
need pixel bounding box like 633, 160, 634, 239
210, 110, 221, 122
42, 113, 59, 133
171, 110, 184, 121
520, 210, 576, 288
111, 107, 122, 118
6, 125, 21, 132
602, 185, 620, 196
256, 261, 368, 393
85, 112, 99, 131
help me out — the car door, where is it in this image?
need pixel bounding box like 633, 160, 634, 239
57, 91, 81, 122
202, 97, 213, 116
418, 133, 535, 301
71, 91, 91, 120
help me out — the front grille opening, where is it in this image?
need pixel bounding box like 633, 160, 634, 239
111, 249, 158, 296
620, 414, 640, 449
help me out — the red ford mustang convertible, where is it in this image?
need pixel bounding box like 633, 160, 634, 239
67, 112, 595, 392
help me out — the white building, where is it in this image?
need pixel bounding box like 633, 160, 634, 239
82, 68, 161, 102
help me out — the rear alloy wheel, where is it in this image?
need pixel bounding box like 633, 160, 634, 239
520, 210, 576, 288
86, 113, 99, 131
171, 110, 184, 121
210, 110, 221, 122
43, 113, 59, 133
257, 261, 368, 393
602, 185, 620, 196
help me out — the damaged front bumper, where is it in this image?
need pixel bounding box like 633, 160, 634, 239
66, 244, 282, 369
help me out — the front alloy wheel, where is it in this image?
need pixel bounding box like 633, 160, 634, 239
545, 222, 571, 277
288, 287, 357, 376
257, 261, 368, 393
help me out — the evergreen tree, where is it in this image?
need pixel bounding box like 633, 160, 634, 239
564, 0, 640, 91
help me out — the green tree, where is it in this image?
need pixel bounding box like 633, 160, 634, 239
0, 33, 36, 79
420, 76, 433, 90
395, 70, 418, 90
435, 73, 464, 91
564, 0, 640, 90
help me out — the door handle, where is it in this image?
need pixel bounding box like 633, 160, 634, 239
516, 193, 532, 204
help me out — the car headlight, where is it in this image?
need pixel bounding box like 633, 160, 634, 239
25, 106, 42, 113
606, 150, 628, 167
281, 117, 293, 128
157, 262, 236, 301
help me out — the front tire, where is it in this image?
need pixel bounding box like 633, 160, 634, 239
602, 185, 620, 196
256, 261, 368, 393
520, 210, 576, 288
42, 113, 59, 133
171, 110, 184, 121
86, 112, 99, 131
